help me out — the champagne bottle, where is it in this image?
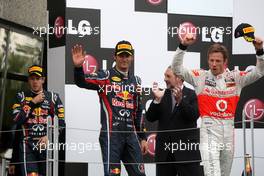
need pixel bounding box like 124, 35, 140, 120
241, 154, 252, 176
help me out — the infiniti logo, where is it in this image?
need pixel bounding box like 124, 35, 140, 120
119, 109, 130, 117
32, 124, 45, 132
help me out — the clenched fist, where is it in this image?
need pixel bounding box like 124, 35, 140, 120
253, 37, 263, 50
181, 33, 196, 46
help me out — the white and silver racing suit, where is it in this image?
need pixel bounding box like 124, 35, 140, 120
171, 45, 264, 176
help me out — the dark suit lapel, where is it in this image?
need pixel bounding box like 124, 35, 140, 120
166, 89, 173, 113
162, 89, 173, 118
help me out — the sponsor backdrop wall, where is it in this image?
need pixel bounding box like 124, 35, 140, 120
63, 0, 264, 175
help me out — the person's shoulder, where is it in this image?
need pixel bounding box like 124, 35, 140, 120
45, 91, 61, 102
15, 90, 26, 98
15, 90, 24, 95
164, 88, 171, 95
183, 86, 196, 94
45, 90, 59, 95
95, 68, 110, 78
134, 75, 142, 84
225, 68, 249, 77
128, 74, 142, 84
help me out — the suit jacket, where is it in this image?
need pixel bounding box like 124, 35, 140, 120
146, 87, 201, 162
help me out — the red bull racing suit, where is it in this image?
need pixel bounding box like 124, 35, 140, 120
172, 44, 264, 176
74, 67, 146, 176
12, 90, 65, 176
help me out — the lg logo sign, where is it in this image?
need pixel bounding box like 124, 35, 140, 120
147, 0, 163, 5
178, 22, 197, 42
244, 99, 264, 120
202, 27, 224, 43
82, 54, 98, 74
54, 16, 64, 39
68, 19, 100, 37
147, 133, 156, 156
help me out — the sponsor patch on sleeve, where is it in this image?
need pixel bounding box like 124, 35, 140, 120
239, 71, 248, 76
23, 105, 31, 113
58, 108, 64, 113
12, 104, 21, 109
58, 113, 64, 118
25, 97, 33, 101
192, 70, 200, 77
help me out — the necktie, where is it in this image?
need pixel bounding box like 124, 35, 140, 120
171, 91, 176, 112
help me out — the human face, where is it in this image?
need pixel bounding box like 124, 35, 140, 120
208, 52, 227, 76
164, 68, 182, 89
115, 52, 133, 72
28, 75, 45, 93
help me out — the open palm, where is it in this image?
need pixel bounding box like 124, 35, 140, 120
71, 44, 85, 67
152, 82, 165, 101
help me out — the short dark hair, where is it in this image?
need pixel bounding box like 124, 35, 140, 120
207, 43, 229, 62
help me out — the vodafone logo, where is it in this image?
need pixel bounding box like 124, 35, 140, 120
178, 22, 197, 42
147, 0, 163, 5
54, 16, 64, 39
216, 100, 228, 112
244, 99, 264, 120
82, 54, 98, 74
147, 133, 156, 156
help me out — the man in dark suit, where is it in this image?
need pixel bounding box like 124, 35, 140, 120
146, 67, 204, 176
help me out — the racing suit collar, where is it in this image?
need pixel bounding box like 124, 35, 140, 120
209, 70, 225, 80
113, 67, 131, 79
30, 89, 44, 95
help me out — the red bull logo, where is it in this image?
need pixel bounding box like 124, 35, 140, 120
115, 91, 133, 101
112, 98, 135, 109
32, 107, 49, 116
